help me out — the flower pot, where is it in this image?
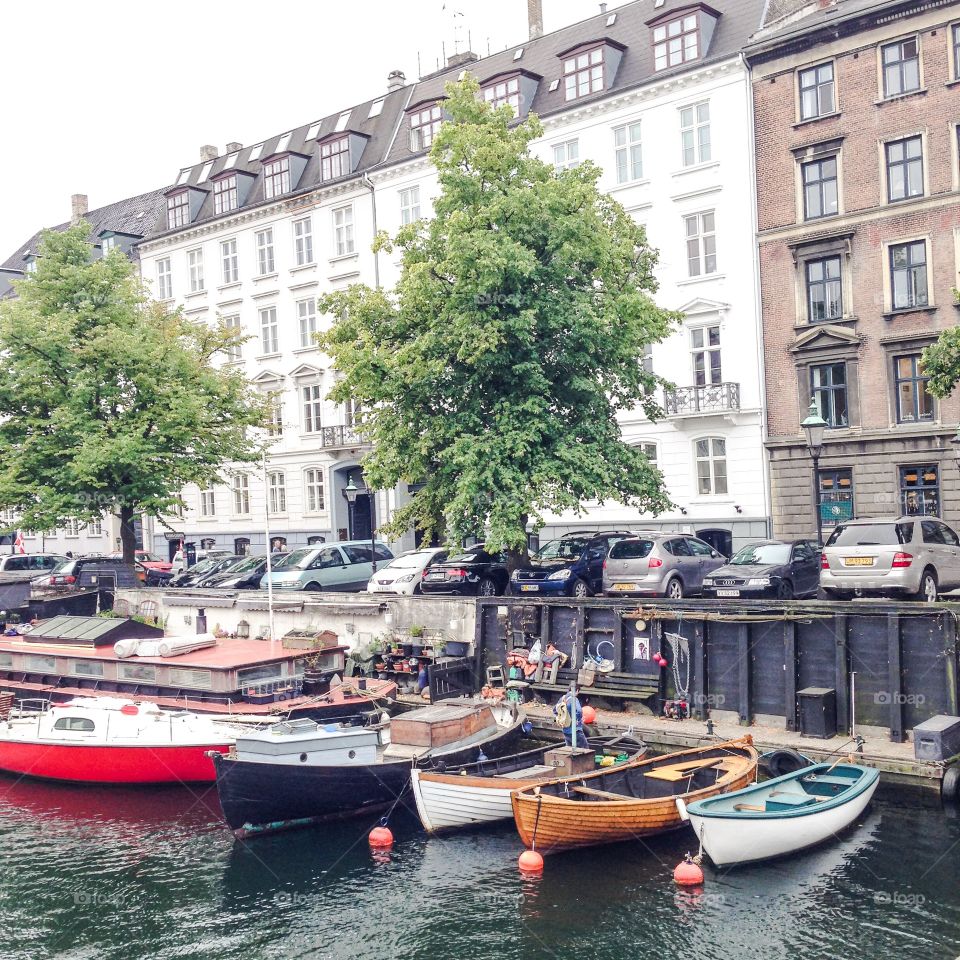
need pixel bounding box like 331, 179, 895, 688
445, 640, 469, 657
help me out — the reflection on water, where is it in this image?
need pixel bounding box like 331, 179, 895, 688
0, 774, 957, 960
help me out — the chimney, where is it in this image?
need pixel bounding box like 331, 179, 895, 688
199, 144, 218, 162
528, 0, 543, 39
600, 2, 607, 11
225, 141, 243, 153
447, 50, 479, 69
387, 69, 406, 92
70, 194, 88, 225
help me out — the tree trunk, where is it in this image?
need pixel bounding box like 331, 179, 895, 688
118, 504, 137, 565
505, 514, 531, 571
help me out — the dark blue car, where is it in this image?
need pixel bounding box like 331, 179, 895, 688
510, 531, 635, 598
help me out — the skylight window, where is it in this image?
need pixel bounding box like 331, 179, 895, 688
199, 161, 214, 182
176, 168, 191, 185
248, 143, 263, 161
335, 111, 351, 132
549, 79, 560, 91
607, 13, 617, 25
307, 121, 322, 139
514, 48, 524, 60
224, 152, 239, 170
276, 132, 292, 152
368, 99, 385, 119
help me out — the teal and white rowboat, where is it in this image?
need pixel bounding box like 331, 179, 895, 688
678, 762, 879, 867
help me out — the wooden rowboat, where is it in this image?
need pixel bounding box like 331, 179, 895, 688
511, 737, 757, 853
679, 761, 879, 866
411, 735, 646, 834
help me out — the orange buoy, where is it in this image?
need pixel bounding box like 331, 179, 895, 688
582, 705, 597, 725
518, 849, 544, 874
368, 825, 394, 849
673, 854, 704, 886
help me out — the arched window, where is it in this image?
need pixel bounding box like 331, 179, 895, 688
53, 717, 95, 732
234, 537, 251, 556
694, 437, 727, 495
304, 469, 325, 513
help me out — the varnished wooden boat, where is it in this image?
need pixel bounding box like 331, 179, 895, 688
511, 736, 757, 853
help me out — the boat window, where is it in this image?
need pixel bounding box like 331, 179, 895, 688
168, 668, 213, 689
119, 663, 157, 682
52, 717, 95, 732
0, 654, 11, 667
25, 655, 57, 672
239, 663, 283, 684
609, 539, 654, 560
71, 660, 105, 677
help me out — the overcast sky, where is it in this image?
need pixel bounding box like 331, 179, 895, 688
0, 0, 625, 259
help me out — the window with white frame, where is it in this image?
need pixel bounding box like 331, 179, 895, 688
563, 45, 605, 101
222, 315, 242, 361
267, 472, 286, 514
156, 258, 172, 300
483, 75, 521, 113
293, 218, 314, 265
409, 104, 443, 151
691, 325, 721, 385
344, 397, 363, 428
297, 299, 318, 348
187, 249, 204, 293
636, 441, 658, 469
213, 176, 238, 215
695, 437, 728, 495
266, 393, 283, 437
64, 519, 80, 537
614, 122, 642, 184
256, 228, 275, 275
680, 102, 711, 167
101, 236, 117, 255
262, 156, 290, 199
302, 384, 323, 433
684, 211, 717, 277
954, 23, 960, 80
333, 206, 355, 256
232, 474, 250, 515
304, 468, 325, 512
86, 518, 103, 536
167, 192, 189, 229
553, 140, 579, 171
320, 137, 350, 181
200, 488, 216, 517
220, 239, 238, 284
641, 343, 654, 374
259, 306, 279, 354
400, 186, 421, 226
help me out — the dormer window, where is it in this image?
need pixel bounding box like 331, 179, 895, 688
167, 191, 190, 229
214, 176, 238, 215
563, 45, 605, 100
483, 75, 521, 113
409, 104, 443, 151
320, 136, 350, 181
263, 156, 290, 199
648, 5, 719, 73
101, 235, 118, 255
24, 256, 37, 274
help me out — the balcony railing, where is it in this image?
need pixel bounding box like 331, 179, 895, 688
663, 382, 740, 416
317, 425, 370, 450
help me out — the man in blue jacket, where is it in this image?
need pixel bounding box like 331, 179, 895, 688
554, 686, 589, 748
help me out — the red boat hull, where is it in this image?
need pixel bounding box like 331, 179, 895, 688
0, 741, 230, 784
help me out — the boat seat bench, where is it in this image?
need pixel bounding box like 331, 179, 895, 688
571, 785, 630, 801
801, 774, 854, 787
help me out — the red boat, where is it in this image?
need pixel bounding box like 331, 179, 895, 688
0, 698, 242, 784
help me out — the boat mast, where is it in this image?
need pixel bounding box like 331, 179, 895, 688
261, 449, 277, 645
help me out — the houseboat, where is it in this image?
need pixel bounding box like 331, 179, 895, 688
0, 616, 395, 721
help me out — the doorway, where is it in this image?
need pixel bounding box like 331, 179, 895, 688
696, 528, 733, 558
350, 492, 375, 542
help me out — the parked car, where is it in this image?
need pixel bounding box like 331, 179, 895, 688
32, 557, 141, 589
701, 539, 820, 600
0, 553, 66, 573
167, 555, 245, 588
602, 533, 727, 599
367, 547, 448, 596
259, 542, 394, 592
110, 551, 173, 574
512, 531, 635, 598
201, 555, 283, 590
420, 544, 510, 596
171, 547, 232, 577
138, 562, 174, 587
820, 516, 960, 602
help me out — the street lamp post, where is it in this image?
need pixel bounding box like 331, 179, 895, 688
801, 398, 828, 547
343, 475, 377, 574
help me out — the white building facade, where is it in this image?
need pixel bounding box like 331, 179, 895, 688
139, 0, 771, 561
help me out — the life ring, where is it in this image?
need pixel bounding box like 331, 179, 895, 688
942, 763, 960, 803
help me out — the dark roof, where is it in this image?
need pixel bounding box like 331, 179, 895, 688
1, 186, 172, 273
0, 267, 21, 300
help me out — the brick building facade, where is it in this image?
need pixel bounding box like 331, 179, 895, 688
746, 0, 960, 540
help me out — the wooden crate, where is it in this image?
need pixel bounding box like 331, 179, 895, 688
390, 703, 495, 748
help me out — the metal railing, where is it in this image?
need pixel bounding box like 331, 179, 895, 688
663, 382, 740, 416
317, 425, 370, 449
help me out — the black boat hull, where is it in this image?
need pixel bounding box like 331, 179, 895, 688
213, 717, 524, 835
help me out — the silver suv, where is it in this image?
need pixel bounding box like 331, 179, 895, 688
602, 533, 727, 599
820, 516, 960, 602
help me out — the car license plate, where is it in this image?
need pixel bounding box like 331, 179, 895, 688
717, 589, 740, 597
613, 583, 634, 591
844, 557, 875, 567
520, 584, 539, 592
426, 572, 444, 580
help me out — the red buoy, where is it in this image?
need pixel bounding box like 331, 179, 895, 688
518, 849, 544, 874
582, 705, 597, 725
368, 825, 394, 849
120, 704, 139, 716
673, 854, 704, 886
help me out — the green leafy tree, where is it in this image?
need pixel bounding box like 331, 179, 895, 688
319, 77, 677, 559
922, 324, 960, 400
0, 223, 266, 562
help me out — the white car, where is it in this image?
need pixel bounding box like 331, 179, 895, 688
366, 547, 449, 596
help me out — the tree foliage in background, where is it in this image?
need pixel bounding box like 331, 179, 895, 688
922, 324, 960, 400
0, 224, 266, 561
319, 77, 678, 558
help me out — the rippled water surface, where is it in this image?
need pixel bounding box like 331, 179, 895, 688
0, 778, 957, 960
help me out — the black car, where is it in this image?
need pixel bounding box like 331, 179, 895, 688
419, 544, 510, 596
510, 531, 635, 598
201, 555, 283, 590
167, 554, 245, 588
33, 557, 142, 589
701, 539, 821, 600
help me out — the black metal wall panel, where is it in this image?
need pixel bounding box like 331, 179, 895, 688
796, 619, 836, 691
902, 612, 952, 729
846, 615, 889, 727
750, 621, 786, 717
706, 621, 739, 710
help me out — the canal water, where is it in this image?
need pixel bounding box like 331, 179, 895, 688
0, 778, 957, 960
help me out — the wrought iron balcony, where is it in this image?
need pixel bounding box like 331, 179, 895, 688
663, 382, 741, 417
317, 425, 370, 450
